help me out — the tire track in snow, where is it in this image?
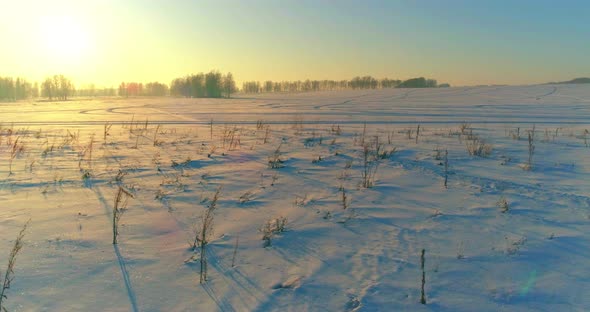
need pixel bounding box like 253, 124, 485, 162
312, 93, 370, 109
535, 87, 557, 99
395, 157, 590, 208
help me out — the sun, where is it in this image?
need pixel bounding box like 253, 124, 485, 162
39, 15, 92, 63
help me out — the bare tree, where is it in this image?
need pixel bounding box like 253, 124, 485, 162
223, 72, 236, 98
42, 75, 74, 100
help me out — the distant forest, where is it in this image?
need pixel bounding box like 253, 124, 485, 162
0, 72, 446, 102
170, 72, 236, 98
241, 76, 441, 93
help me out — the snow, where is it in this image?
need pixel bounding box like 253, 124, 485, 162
1, 84, 590, 311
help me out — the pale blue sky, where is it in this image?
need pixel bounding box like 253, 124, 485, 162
1, 0, 588, 86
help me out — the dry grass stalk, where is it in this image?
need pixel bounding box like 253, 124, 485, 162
0, 219, 30, 312
260, 217, 288, 247
263, 126, 271, 144
444, 149, 449, 188
104, 122, 112, 144
113, 187, 134, 244
268, 143, 285, 169
231, 236, 239, 268
465, 138, 492, 157
8, 137, 23, 176
192, 186, 222, 283
341, 186, 349, 210
361, 144, 378, 188
153, 124, 162, 146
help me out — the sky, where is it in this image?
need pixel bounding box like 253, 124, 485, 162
0, 0, 589, 87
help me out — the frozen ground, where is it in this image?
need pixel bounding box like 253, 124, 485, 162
1, 84, 590, 311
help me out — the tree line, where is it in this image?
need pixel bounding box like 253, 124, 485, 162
1, 75, 76, 101
170, 71, 236, 98
118, 82, 169, 97
0, 77, 38, 101
0, 74, 172, 101
241, 76, 445, 93
0, 72, 447, 101
76, 85, 117, 97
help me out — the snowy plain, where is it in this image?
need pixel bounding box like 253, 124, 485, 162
1, 84, 590, 311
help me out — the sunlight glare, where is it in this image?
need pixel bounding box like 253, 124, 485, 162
39, 15, 92, 63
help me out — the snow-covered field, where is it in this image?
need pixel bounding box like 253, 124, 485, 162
1, 84, 590, 311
